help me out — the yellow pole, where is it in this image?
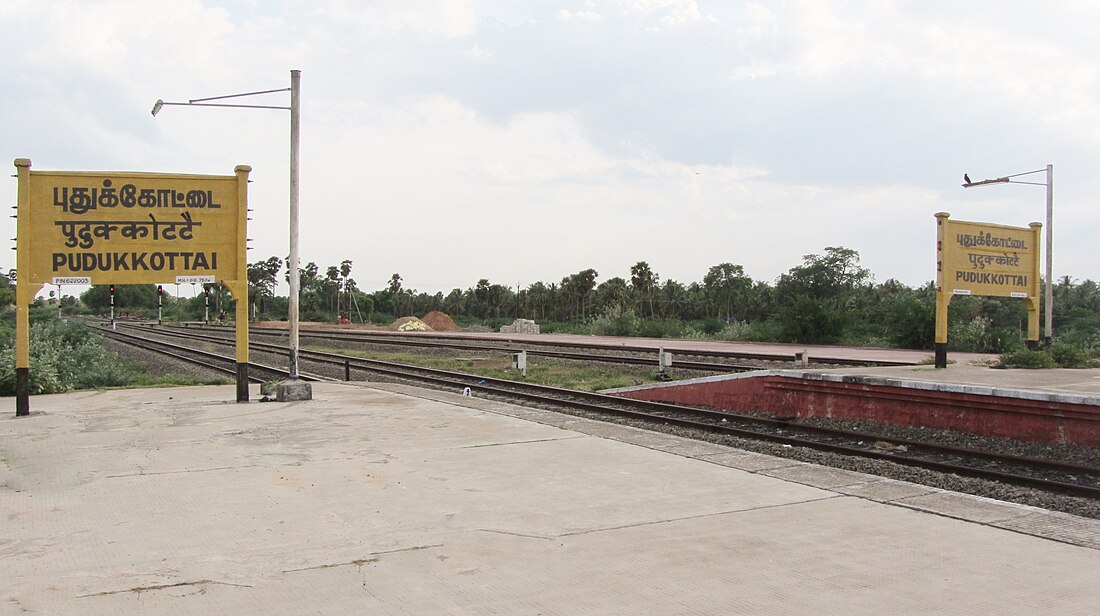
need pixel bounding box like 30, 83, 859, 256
233, 165, 251, 402
1026, 222, 1043, 346
933, 212, 950, 368
14, 159, 32, 415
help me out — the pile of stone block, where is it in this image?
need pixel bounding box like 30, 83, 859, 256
499, 318, 540, 334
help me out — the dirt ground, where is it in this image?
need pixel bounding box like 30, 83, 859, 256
253, 320, 390, 331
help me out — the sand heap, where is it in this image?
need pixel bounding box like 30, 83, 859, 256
391, 316, 432, 332
422, 311, 459, 332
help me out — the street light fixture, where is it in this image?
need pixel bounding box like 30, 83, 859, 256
963, 165, 1054, 344
153, 70, 310, 400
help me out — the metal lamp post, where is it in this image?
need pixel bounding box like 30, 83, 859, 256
963, 165, 1054, 344
153, 70, 310, 399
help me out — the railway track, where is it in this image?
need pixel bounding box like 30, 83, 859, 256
98, 326, 331, 384
165, 322, 908, 372
102, 322, 1100, 501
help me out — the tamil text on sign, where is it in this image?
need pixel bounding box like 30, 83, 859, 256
25, 171, 244, 285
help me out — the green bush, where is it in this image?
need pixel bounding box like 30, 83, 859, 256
775, 295, 845, 344
538, 321, 590, 335
1048, 342, 1095, 368
712, 322, 749, 341
589, 305, 640, 337
0, 320, 138, 394
369, 312, 395, 325
997, 348, 1057, 369
948, 316, 993, 352
692, 319, 727, 336
883, 296, 934, 349
994, 338, 1100, 369
989, 327, 1025, 354
636, 318, 688, 339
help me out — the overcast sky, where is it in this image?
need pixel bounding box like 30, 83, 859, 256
3, 0, 1097, 296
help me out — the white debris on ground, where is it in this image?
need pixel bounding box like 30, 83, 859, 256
500, 318, 540, 334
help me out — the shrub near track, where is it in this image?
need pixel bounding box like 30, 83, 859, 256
997, 343, 1099, 369
0, 316, 227, 395
0, 319, 136, 394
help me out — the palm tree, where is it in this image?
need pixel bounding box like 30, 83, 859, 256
630, 261, 659, 318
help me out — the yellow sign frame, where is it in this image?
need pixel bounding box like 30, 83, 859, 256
13, 159, 252, 414
933, 212, 1041, 367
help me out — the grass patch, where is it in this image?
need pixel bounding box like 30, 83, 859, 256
323, 348, 669, 392
127, 372, 233, 387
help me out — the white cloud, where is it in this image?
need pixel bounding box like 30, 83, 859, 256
3, 0, 1099, 295
315, 0, 477, 39
559, 9, 602, 22
470, 43, 493, 59
612, 0, 716, 25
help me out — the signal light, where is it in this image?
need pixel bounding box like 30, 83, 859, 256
157, 285, 163, 295
204, 286, 210, 296
109, 284, 115, 294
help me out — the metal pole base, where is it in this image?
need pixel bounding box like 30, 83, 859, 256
934, 343, 947, 369
236, 363, 249, 402
15, 367, 30, 416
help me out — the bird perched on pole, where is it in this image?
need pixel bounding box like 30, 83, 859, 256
964, 173, 971, 184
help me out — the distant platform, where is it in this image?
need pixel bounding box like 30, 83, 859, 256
261, 321, 1001, 366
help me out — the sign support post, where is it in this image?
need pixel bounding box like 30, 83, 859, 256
1027, 220, 1043, 348
14, 159, 32, 416
231, 164, 251, 402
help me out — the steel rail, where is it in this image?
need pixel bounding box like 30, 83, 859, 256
97, 326, 329, 383
167, 324, 816, 372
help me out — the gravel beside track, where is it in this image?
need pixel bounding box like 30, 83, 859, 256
101, 336, 231, 383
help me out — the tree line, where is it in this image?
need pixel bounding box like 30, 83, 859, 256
4, 245, 1098, 353
241, 246, 1100, 352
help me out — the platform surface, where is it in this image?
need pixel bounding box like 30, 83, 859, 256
802, 363, 1100, 398
2, 382, 1098, 615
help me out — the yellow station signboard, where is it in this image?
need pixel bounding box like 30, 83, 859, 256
933, 212, 1042, 367
23, 168, 247, 285
13, 159, 252, 414
937, 215, 1041, 299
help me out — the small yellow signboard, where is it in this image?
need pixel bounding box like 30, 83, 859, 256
933, 212, 1041, 367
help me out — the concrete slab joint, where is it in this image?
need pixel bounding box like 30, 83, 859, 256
277, 379, 313, 401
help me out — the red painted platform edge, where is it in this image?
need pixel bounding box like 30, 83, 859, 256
610, 372, 1100, 447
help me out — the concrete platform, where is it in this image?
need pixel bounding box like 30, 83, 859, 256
802, 363, 1100, 398
2, 382, 1099, 614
